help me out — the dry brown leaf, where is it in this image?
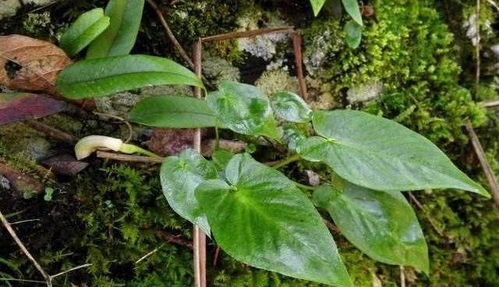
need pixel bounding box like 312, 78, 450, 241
0, 34, 72, 94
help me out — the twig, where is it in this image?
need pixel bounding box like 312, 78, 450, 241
201, 27, 294, 42
213, 247, 221, 267
481, 99, 499, 108
10, 218, 41, 225
0, 209, 51, 286
464, 120, 499, 207
292, 33, 308, 101
400, 266, 406, 287
96, 151, 164, 164
49, 264, 92, 281
192, 38, 207, 287
475, 0, 481, 95
0, 278, 46, 284
408, 192, 445, 237
487, 0, 499, 12
146, 0, 195, 68
26, 120, 78, 144
323, 219, 340, 233
135, 245, 163, 264
155, 230, 193, 249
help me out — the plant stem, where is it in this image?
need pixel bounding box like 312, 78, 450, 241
271, 154, 301, 169
293, 181, 316, 191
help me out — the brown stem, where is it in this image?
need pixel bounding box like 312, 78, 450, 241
96, 151, 164, 164
26, 120, 78, 144
475, 0, 481, 95
292, 32, 308, 101
0, 209, 51, 286
481, 99, 499, 108
155, 230, 193, 249
201, 27, 294, 42
464, 120, 499, 207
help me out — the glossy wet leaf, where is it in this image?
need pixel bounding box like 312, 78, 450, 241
129, 95, 218, 128
206, 81, 281, 140
342, 0, 363, 26
56, 54, 203, 99
196, 153, 352, 286
59, 8, 110, 57
270, 91, 312, 123
297, 110, 488, 197
0, 93, 68, 125
211, 149, 234, 172
160, 149, 218, 235
344, 20, 362, 49
314, 181, 429, 273
310, 0, 327, 16
86, 0, 144, 58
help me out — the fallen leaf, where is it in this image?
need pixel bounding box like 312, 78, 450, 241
146, 128, 208, 156
0, 34, 72, 94
0, 93, 68, 125
0, 162, 43, 194
41, 154, 89, 176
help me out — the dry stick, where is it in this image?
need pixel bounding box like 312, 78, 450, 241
26, 120, 79, 144
192, 38, 207, 287
156, 230, 193, 249
292, 32, 308, 101
146, 0, 195, 69
482, 99, 499, 108
49, 264, 92, 281
475, 0, 481, 95
96, 151, 164, 164
408, 192, 445, 237
201, 27, 294, 42
464, 120, 499, 207
0, 209, 51, 287
400, 266, 406, 287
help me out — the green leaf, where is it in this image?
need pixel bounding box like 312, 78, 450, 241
86, 0, 144, 58
270, 91, 312, 123
56, 54, 203, 99
314, 181, 429, 273
59, 8, 110, 57
206, 81, 282, 140
297, 110, 489, 197
341, 0, 363, 26
129, 95, 218, 128
211, 149, 234, 172
310, 0, 327, 16
196, 153, 352, 286
344, 20, 362, 49
160, 149, 218, 235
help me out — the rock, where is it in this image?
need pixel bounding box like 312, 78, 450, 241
256, 69, 298, 96
347, 81, 383, 104
0, 174, 10, 190
0, 0, 21, 21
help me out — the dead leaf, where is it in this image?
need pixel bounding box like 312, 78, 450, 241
0, 93, 68, 125
41, 154, 89, 176
0, 162, 43, 194
146, 128, 208, 156
0, 34, 71, 94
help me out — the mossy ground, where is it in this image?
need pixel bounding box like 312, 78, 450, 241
1, 0, 498, 286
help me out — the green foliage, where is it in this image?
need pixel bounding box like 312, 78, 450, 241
297, 110, 488, 196
310, 0, 327, 16
86, 0, 145, 58
129, 95, 219, 128
197, 153, 352, 286
270, 91, 312, 123
343, 20, 362, 49
314, 181, 428, 273
56, 55, 203, 99
59, 8, 110, 57
341, 0, 362, 25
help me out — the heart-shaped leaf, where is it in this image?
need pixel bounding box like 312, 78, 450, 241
129, 95, 218, 128
160, 149, 218, 235
310, 0, 327, 16
314, 180, 429, 273
196, 153, 352, 286
59, 8, 110, 57
270, 91, 312, 123
86, 0, 145, 58
342, 0, 363, 26
206, 81, 281, 140
0, 93, 68, 125
56, 54, 203, 99
297, 110, 488, 197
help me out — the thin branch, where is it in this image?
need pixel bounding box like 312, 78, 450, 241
146, 0, 195, 69
292, 32, 308, 101
96, 151, 164, 164
481, 99, 499, 108
408, 192, 445, 237
155, 230, 193, 249
49, 264, 92, 281
26, 121, 79, 144
201, 27, 294, 42
464, 120, 499, 207
0, 278, 46, 284
400, 266, 406, 287
475, 0, 481, 94
0, 209, 51, 286
135, 245, 163, 264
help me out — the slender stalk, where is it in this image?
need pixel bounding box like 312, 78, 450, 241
271, 154, 301, 169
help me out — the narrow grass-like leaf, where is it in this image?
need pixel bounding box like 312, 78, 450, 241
129, 95, 218, 128
310, 0, 327, 16
297, 110, 489, 196
160, 149, 218, 235
86, 0, 144, 58
342, 0, 363, 26
59, 8, 110, 57
196, 153, 353, 286
314, 181, 429, 273
56, 54, 203, 99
